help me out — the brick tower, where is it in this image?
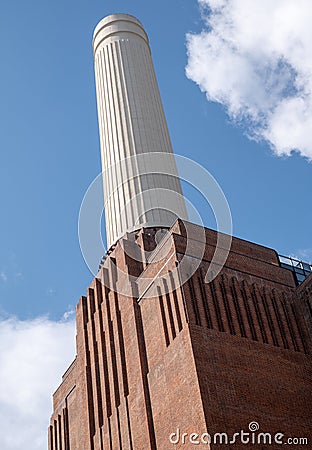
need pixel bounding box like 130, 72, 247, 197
48, 14, 312, 450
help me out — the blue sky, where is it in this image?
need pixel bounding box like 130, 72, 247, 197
0, 1, 311, 448
0, 0, 311, 323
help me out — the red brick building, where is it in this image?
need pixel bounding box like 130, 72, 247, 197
48, 14, 312, 450
48, 221, 312, 449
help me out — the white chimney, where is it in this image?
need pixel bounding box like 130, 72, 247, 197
93, 14, 188, 249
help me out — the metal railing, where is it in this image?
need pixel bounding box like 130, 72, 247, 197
279, 255, 312, 285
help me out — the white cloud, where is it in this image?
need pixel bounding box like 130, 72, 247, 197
292, 248, 312, 263
0, 315, 76, 450
186, 0, 312, 159
63, 308, 75, 320
1, 271, 8, 283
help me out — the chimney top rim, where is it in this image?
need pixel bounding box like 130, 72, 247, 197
93, 13, 145, 40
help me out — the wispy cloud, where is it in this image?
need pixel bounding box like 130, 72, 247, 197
291, 248, 312, 263
63, 308, 75, 321
0, 253, 23, 285
0, 270, 23, 284
1, 271, 8, 283
0, 315, 76, 450
186, 0, 312, 160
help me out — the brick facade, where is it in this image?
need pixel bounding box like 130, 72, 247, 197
48, 220, 312, 449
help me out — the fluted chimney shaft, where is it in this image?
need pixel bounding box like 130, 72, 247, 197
93, 14, 187, 248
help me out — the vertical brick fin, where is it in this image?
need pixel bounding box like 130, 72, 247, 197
54, 419, 58, 450
109, 258, 118, 287
106, 293, 121, 407
187, 275, 200, 326
252, 284, 268, 344
162, 279, 177, 340
281, 299, 299, 351
95, 281, 106, 427
63, 405, 70, 450
214, 277, 231, 332
243, 281, 260, 341
252, 283, 273, 344
113, 291, 130, 396
219, 275, 236, 335
168, 271, 183, 332
209, 280, 225, 332
230, 278, 247, 338
99, 305, 112, 417
103, 261, 121, 414
233, 280, 252, 340
104, 330, 112, 417
157, 286, 170, 347
176, 262, 189, 324
89, 288, 96, 315
116, 407, 122, 450
282, 295, 301, 352
272, 290, 289, 350
58, 415, 62, 450
103, 267, 111, 297
125, 396, 134, 450
86, 369, 95, 447
200, 269, 220, 330
82, 295, 89, 325
98, 283, 112, 418
291, 305, 309, 354
96, 278, 104, 305
224, 274, 243, 336
134, 303, 157, 450
266, 289, 284, 348
95, 340, 104, 427
100, 428, 104, 450
87, 294, 102, 445
108, 417, 113, 450
266, 286, 285, 347
198, 269, 213, 329
83, 296, 96, 448
89, 288, 104, 430
306, 298, 312, 321
261, 288, 279, 347
188, 277, 202, 326
241, 281, 258, 341
49, 425, 54, 450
